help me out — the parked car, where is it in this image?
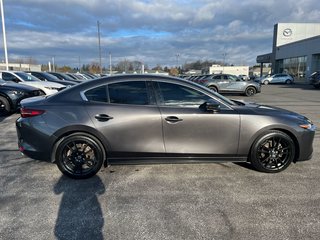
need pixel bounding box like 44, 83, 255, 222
16, 74, 315, 179
192, 74, 261, 96
308, 71, 320, 89
259, 73, 294, 85
48, 72, 82, 83
25, 71, 76, 87
0, 79, 44, 115
0, 71, 65, 95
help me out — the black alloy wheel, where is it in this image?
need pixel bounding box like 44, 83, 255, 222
55, 133, 105, 179
250, 130, 295, 173
0, 96, 11, 115
245, 87, 256, 96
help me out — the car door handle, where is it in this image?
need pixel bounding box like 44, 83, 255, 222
95, 114, 113, 122
165, 116, 183, 123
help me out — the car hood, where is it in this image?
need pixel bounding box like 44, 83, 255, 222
0, 81, 39, 91
232, 99, 308, 120
20, 81, 65, 88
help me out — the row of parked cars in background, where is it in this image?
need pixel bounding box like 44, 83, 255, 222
0, 70, 99, 115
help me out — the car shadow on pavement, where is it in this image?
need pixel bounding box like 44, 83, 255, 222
54, 175, 106, 240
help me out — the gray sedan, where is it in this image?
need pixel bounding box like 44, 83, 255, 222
191, 74, 261, 96
16, 74, 315, 179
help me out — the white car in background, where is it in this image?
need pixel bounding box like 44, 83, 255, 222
0, 71, 65, 95
259, 73, 294, 85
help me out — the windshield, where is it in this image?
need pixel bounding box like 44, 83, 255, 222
42, 72, 60, 81
15, 72, 40, 81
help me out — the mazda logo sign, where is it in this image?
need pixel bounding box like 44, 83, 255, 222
283, 28, 292, 37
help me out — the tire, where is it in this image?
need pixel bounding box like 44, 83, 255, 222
0, 96, 11, 115
209, 86, 218, 92
263, 80, 269, 85
250, 130, 295, 173
313, 84, 320, 89
55, 133, 105, 179
245, 87, 256, 96
285, 79, 292, 84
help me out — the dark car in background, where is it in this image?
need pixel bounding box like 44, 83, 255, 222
309, 71, 320, 89
191, 74, 261, 96
0, 79, 44, 115
48, 72, 82, 83
16, 74, 315, 179
26, 71, 77, 87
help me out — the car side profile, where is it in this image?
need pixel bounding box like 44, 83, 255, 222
0, 79, 44, 115
16, 75, 315, 179
260, 73, 294, 85
191, 74, 261, 96
0, 71, 65, 95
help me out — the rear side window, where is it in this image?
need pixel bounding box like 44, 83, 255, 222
108, 81, 149, 105
85, 86, 108, 102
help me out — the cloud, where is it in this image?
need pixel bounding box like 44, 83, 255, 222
3, 0, 320, 67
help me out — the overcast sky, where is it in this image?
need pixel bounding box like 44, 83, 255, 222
2, 0, 320, 68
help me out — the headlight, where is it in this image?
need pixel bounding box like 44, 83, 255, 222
9, 90, 24, 95
44, 87, 60, 90
299, 118, 314, 130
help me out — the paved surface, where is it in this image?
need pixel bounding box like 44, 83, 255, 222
0, 84, 319, 240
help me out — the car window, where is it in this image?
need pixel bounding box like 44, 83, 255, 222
157, 82, 212, 107
2, 72, 17, 82
228, 75, 238, 81
85, 85, 108, 103
212, 75, 221, 80
15, 72, 39, 81
108, 81, 150, 105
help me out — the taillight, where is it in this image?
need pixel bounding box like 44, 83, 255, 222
20, 108, 45, 118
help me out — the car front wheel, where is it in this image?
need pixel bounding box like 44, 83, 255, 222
209, 86, 218, 92
250, 130, 295, 173
263, 80, 269, 85
55, 133, 105, 179
0, 96, 11, 115
245, 87, 256, 96
285, 79, 292, 84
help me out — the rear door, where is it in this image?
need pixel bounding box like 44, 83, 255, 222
83, 80, 165, 156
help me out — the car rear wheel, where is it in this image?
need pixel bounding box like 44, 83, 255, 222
209, 86, 218, 92
55, 133, 105, 179
245, 87, 256, 96
263, 80, 269, 85
0, 96, 11, 115
285, 79, 292, 84
313, 84, 320, 89
250, 130, 295, 173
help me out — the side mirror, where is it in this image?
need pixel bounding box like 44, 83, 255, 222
199, 99, 221, 113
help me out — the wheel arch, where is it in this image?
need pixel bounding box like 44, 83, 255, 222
50, 125, 110, 164
207, 84, 219, 91
247, 127, 300, 163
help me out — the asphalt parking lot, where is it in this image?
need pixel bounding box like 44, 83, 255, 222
1, 83, 319, 240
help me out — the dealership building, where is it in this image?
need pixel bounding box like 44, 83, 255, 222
257, 23, 320, 82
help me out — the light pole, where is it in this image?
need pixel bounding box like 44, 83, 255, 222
97, 20, 102, 74
109, 52, 112, 75
222, 52, 227, 73
0, 0, 8, 70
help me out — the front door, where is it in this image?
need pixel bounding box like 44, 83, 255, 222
155, 81, 240, 157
